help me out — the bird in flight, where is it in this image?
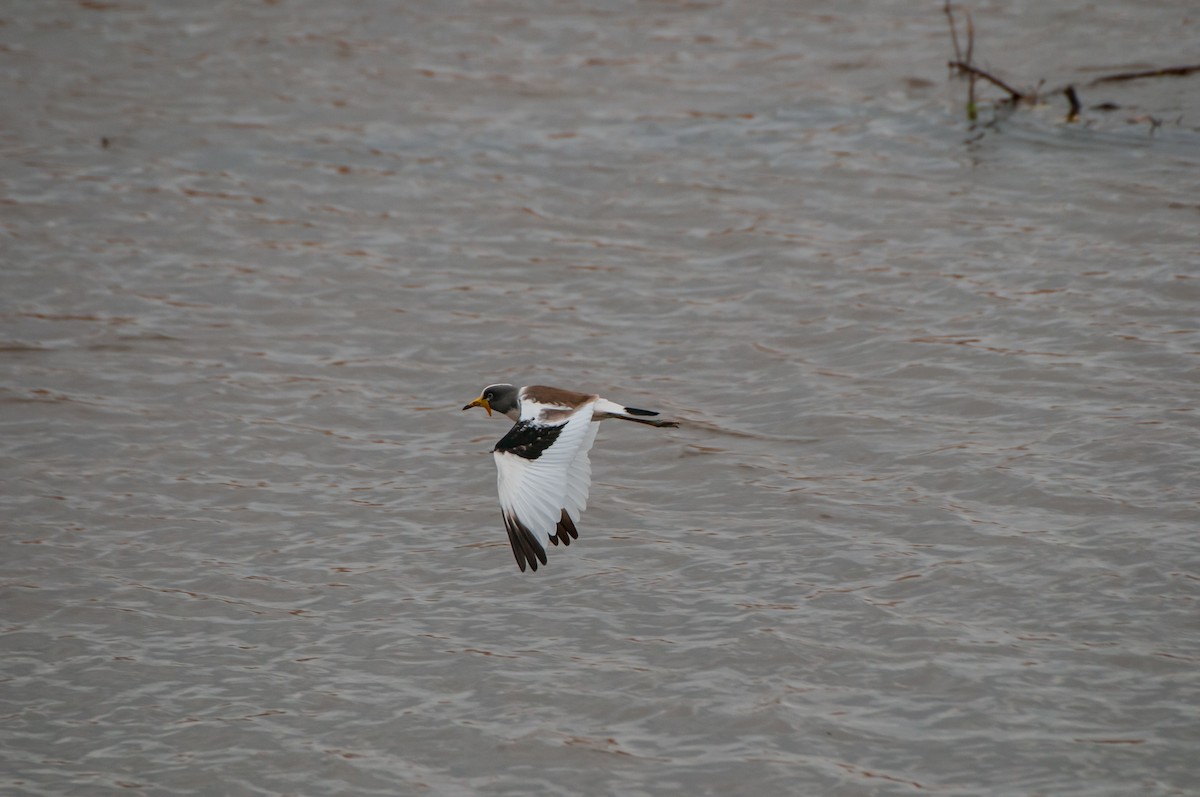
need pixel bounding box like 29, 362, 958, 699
462, 383, 678, 572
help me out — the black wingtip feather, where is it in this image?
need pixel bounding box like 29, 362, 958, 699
503, 512, 547, 572
503, 518, 528, 572
553, 510, 578, 547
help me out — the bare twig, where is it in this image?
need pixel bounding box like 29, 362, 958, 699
965, 8, 976, 119
1064, 85, 1081, 122
1045, 63, 1200, 97
964, 8, 974, 66
945, 3, 1028, 116
944, 1, 962, 63
1090, 64, 1200, 84
945, 2, 983, 120
945, 5, 1195, 128
948, 60, 1026, 102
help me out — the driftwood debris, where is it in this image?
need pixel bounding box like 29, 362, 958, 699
943, 1, 1199, 125
1090, 65, 1200, 85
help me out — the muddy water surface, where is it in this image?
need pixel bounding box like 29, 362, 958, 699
3, 2, 1198, 795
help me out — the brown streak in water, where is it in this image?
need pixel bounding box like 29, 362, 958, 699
837, 762, 925, 789
750, 341, 790, 358
128, 292, 210, 308
561, 735, 664, 760
0, 335, 53, 350
683, 444, 726, 454
181, 188, 266, 204
462, 648, 519, 659
813, 367, 855, 379
19, 312, 134, 324
568, 264, 622, 272
911, 336, 1070, 358
805, 585, 872, 599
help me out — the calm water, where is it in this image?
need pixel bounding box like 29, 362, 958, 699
3, 2, 1198, 795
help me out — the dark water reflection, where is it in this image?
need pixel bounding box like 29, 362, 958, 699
3, 1, 1198, 795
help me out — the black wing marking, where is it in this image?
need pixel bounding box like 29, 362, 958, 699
493, 420, 565, 461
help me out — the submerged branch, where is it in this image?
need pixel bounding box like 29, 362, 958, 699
943, 1, 962, 64
1064, 85, 1081, 122
1090, 64, 1200, 84
947, 60, 1026, 102
944, 5, 1196, 126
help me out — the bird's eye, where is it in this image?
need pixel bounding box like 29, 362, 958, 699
485, 391, 493, 399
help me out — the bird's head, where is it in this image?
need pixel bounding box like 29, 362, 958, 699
462, 383, 519, 418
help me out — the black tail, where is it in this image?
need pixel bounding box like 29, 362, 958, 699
615, 414, 679, 428
624, 406, 659, 416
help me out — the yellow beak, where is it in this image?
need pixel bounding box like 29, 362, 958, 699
462, 396, 492, 416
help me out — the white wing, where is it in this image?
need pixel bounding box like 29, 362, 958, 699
493, 403, 595, 571
562, 419, 600, 524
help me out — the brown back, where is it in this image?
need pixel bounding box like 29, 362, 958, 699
522, 385, 597, 409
